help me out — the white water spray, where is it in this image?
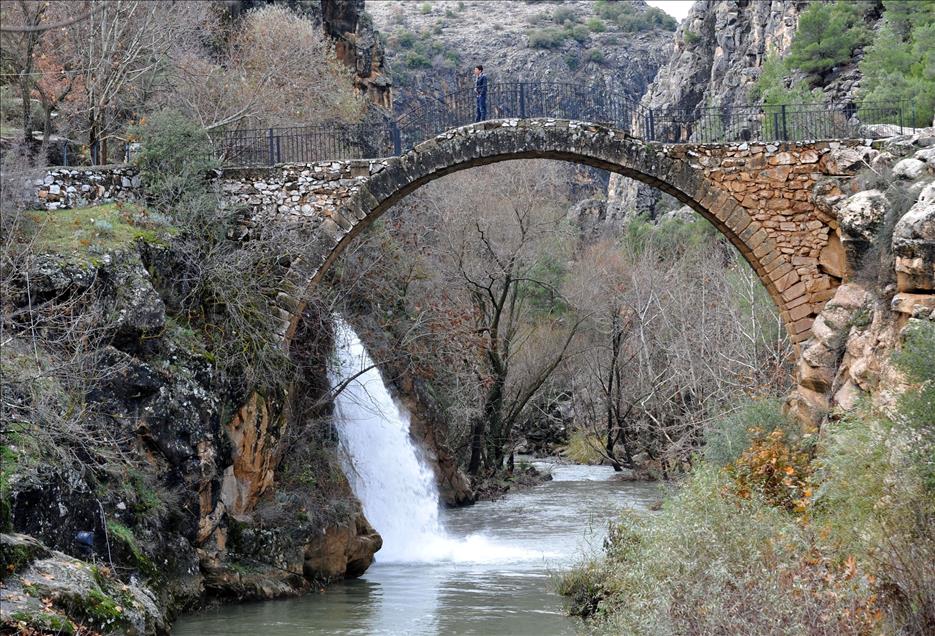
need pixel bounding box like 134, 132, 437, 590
330, 317, 545, 564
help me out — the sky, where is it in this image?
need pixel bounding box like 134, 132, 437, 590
645, 0, 695, 21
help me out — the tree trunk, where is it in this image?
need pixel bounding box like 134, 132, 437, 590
467, 416, 486, 476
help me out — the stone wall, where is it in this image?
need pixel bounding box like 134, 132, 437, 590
218, 160, 387, 231
34, 165, 142, 210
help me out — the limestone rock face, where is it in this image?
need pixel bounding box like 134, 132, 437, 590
789, 141, 935, 428
641, 0, 801, 115
322, 0, 392, 109
838, 189, 886, 242
893, 181, 935, 292
303, 512, 382, 580
220, 393, 283, 518
4, 241, 384, 629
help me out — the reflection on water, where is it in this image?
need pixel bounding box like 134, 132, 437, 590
172, 463, 660, 636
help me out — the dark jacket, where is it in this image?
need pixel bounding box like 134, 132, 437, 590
475, 73, 488, 97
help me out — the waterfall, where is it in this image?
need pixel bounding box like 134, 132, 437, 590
330, 317, 544, 564
330, 317, 446, 562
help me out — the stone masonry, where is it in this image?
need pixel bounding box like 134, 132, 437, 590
34, 165, 142, 210
218, 119, 872, 349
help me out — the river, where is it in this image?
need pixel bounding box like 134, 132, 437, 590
172, 463, 659, 635
172, 319, 660, 635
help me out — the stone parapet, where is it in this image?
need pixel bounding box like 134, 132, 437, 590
34, 165, 142, 210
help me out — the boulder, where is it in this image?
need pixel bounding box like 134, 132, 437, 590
822, 146, 878, 175
303, 512, 382, 580
915, 147, 935, 164
892, 182, 935, 292
892, 157, 928, 180
0, 535, 166, 635
837, 189, 886, 241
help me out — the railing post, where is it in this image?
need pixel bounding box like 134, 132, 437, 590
267, 128, 275, 166
898, 104, 904, 135
519, 83, 526, 119
780, 104, 788, 141
275, 135, 282, 163
391, 121, 401, 156
648, 109, 655, 141
772, 111, 780, 141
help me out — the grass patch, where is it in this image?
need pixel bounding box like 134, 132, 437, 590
106, 521, 157, 578
24, 203, 176, 255
8, 610, 75, 634
563, 430, 604, 464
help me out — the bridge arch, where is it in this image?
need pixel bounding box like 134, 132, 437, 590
269, 118, 848, 348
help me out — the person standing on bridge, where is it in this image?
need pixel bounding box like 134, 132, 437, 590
474, 65, 488, 122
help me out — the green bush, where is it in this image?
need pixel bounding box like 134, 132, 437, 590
552, 6, 578, 25
893, 320, 935, 465
785, 0, 870, 82
404, 51, 432, 69
559, 466, 876, 633
859, 0, 935, 126
567, 23, 589, 43
585, 17, 605, 33
597, 1, 677, 32
441, 49, 462, 70
811, 330, 935, 633
751, 52, 816, 106
528, 27, 566, 49
395, 30, 416, 48
419, 2, 432, 14
132, 110, 219, 214
683, 30, 700, 45
586, 48, 605, 64
704, 397, 797, 467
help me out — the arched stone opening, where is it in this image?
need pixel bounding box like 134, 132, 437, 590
258, 119, 846, 352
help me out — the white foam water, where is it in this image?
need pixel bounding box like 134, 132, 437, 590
330, 317, 550, 564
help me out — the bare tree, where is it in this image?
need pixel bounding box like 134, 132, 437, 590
45, 0, 208, 162
167, 4, 364, 136
566, 222, 793, 477
0, 0, 50, 148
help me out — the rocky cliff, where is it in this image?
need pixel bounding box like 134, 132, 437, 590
1, 239, 381, 633
788, 132, 935, 427
608, 0, 802, 223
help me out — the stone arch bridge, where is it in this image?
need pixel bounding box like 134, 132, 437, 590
218, 118, 875, 349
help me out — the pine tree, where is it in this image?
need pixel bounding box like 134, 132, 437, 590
860, 0, 935, 126
785, 1, 870, 83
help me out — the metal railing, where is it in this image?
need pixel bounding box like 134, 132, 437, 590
220, 122, 397, 167
215, 81, 921, 166
649, 100, 915, 144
